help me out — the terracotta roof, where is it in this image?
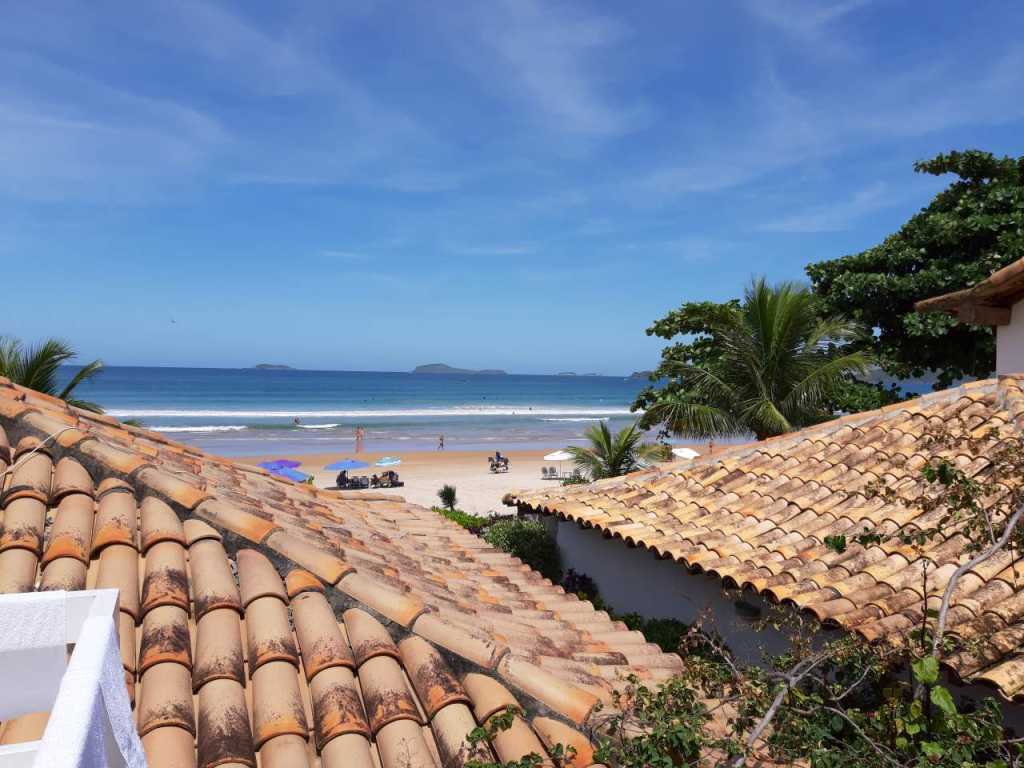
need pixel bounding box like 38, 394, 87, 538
509, 376, 1024, 701
0, 377, 683, 767
915, 257, 1024, 324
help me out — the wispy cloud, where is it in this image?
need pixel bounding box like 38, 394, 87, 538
453, 0, 644, 138
450, 243, 536, 257
625, 42, 1024, 205
745, 0, 873, 40
757, 182, 891, 232
319, 249, 370, 261
0, 50, 225, 202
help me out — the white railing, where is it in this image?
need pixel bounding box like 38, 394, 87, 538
0, 589, 146, 768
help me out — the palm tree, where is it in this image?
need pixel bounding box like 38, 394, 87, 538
645, 278, 870, 441
0, 336, 104, 412
566, 421, 663, 480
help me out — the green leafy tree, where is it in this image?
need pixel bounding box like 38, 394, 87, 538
807, 150, 1024, 390
636, 279, 870, 441
0, 336, 104, 412
566, 420, 662, 480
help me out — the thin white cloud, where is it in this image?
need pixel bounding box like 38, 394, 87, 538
758, 182, 890, 232
745, 0, 873, 40
626, 43, 1024, 204
0, 51, 225, 202
450, 243, 536, 257
454, 0, 645, 137
319, 250, 369, 261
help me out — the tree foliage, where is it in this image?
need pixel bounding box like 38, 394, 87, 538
807, 150, 1024, 389
635, 279, 870, 440
0, 335, 104, 412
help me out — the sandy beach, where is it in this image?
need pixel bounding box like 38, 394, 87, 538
240, 448, 562, 515
241, 446, 711, 515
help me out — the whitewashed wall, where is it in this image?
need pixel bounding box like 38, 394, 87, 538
550, 517, 818, 664
997, 301, 1024, 375
548, 516, 1024, 731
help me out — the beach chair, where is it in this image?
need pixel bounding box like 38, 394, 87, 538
548, 465, 558, 479
541, 467, 550, 479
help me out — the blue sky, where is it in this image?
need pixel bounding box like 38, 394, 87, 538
2, 1, 1022, 375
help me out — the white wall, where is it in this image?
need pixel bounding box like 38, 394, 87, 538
997, 301, 1024, 375
550, 517, 1024, 732
551, 517, 824, 664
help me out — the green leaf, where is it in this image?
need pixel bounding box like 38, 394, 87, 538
912, 656, 940, 685
931, 686, 956, 716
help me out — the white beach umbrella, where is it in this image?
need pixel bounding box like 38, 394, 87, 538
672, 447, 701, 460
543, 449, 574, 477
543, 450, 574, 461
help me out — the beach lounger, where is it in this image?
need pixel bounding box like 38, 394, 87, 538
541, 467, 550, 479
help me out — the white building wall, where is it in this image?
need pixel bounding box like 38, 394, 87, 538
997, 301, 1024, 375
549, 517, 1024, 731
551, 518, 821, 664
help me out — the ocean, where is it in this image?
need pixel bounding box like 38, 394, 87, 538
58, 366, 651, 456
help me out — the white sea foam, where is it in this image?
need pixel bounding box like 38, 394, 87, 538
296, 423, 340, 430
108, 406, 634, 419
154, 425, 248, 433
541, 417, 610, 422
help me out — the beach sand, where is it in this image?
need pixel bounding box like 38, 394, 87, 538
242, 444, 712, 516
241, 449, 557, 515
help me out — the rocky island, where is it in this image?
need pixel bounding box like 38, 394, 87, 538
412, 363, 508, 375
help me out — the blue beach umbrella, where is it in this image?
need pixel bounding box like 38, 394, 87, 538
268, 466, 309, 482
375, 456, 401, 467
258, 459, 301, 470
325, 458, 370, 471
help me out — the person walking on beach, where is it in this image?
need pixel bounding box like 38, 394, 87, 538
438, 434, 444, 451
355, 426, 365, 453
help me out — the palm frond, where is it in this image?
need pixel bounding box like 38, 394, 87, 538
59, 358, 104, 410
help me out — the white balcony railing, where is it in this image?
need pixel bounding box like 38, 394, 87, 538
0, 589, 145, 768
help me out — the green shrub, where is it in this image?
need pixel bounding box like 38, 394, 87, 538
619, 613, 689, 653
484, 519, 561, 582
437, 484, 458, 511
432, 506, 489, 533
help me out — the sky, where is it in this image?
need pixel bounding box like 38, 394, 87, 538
2, 1, 1023, 375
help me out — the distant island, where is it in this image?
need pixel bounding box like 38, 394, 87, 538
557, 372, 577, 376
412, 363, 508, 375
252, 363, 294, 370
629, 370, 654, 380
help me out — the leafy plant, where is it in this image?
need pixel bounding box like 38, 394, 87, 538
484, 519, 561, 582
432, 506, 490, 534
566, 421, 662, 480
808, 150, 1024, 389
636, 279, 871, 441
0, 336, 104, 412
437, 484, 458, 512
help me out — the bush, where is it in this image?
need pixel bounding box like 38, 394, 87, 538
432, 506, 489, 534
561, 472, 588, 486
561, 568, 599, 601
484, 519, 561, 582
437, 484, 458, 511
619, 613, 690, 653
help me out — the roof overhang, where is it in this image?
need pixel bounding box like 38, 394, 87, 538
915, 258, 1024, 326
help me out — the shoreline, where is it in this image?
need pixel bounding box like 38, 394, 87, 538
239, 443, 712, 516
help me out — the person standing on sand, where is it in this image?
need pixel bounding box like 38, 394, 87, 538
355, 426, 365, 453
438, 435, 444, 451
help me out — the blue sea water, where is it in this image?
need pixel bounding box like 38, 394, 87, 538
58, 366, 650, 456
